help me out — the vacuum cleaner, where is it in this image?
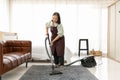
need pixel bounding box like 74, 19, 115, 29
45, 34, 62, 75
45, 35, 97, 74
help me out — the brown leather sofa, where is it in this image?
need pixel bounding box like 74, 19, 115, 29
0, 40, 32, 80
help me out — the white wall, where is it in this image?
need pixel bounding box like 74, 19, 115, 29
108, 4, 116, 59
108, 1, 120, 61
115, 1, 120, 61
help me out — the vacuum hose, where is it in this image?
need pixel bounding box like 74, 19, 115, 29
45, 34, 81, 66
45, 34, 51, 59
45, 36, 96, 68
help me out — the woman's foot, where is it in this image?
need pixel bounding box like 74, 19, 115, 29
59, 65, 64, 68
54, 64, 59, 68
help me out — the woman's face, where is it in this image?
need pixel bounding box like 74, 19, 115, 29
52, 15, 58, 23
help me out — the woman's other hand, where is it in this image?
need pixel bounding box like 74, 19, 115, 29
50, 41, 54, 46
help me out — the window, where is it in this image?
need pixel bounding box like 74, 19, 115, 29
10, 0, 107, 54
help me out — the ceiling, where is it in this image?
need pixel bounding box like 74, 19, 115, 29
10, 0, 118, 7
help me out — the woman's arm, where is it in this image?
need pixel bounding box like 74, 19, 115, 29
51, 24, 64, 45
46, 21, 52, 35
46, 27, 49, 35
52, 35, 60, 42
51, 35, 60, 46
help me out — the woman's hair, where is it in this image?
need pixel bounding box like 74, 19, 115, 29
53, 12, 61, 24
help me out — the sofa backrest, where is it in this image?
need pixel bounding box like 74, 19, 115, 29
2, 42, 13, 54
2, 40, 31, 54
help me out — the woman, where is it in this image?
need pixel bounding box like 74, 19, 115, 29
46, 12, 65, 67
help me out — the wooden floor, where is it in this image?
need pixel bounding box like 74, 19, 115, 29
2, 55, 120, 80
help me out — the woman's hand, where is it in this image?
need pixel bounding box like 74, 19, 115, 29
46, 33, 49, 37
50, 35, 60, 46
50, 41, 54, 46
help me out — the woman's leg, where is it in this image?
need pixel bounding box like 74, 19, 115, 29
59, 56, 64, 66
53, 50, 59, 65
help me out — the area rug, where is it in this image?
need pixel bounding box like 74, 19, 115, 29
19, 65, 98, 80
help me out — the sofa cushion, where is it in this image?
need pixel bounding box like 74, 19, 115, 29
4, 54, 22, 65
3, 56, 18, 68
3, 58, 12, 73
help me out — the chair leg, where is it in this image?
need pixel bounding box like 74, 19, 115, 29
78, 40, 81, 57
86, 39, 89, 55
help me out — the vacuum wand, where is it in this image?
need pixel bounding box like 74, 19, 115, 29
45, 34, 62, 75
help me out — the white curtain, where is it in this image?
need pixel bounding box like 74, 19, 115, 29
0, 0, 9, 32
10, 0, 108, 54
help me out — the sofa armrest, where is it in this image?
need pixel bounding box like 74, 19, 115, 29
0, 42, 3, 75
